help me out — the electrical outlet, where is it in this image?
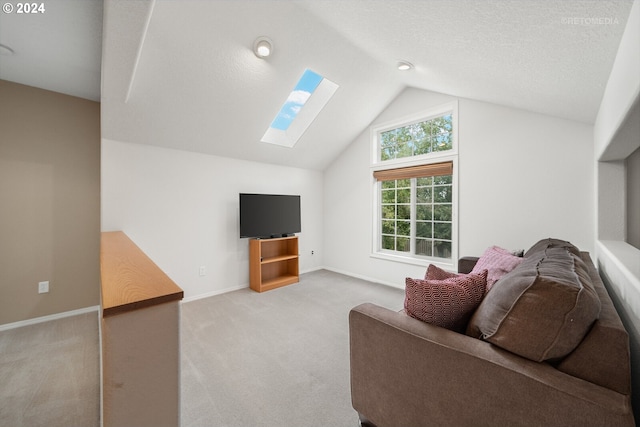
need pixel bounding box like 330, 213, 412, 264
311, 250, 315, 255
199, 266, 206, 276
38, 281, 49, 294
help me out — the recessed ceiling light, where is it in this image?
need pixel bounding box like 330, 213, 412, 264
397, 61, 413, 71
0, 43, 15, 56
253, 37, 273, 59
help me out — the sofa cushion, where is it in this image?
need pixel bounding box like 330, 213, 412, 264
555, 252, 632, 395
405, 269, 487, 332
466, 247, 601, 362
524, 237, 580, 258
470, 246, 524, 290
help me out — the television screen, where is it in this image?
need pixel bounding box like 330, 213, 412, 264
239, 193, 301, 238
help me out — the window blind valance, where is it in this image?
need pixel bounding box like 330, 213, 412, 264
373, 161, 453, 182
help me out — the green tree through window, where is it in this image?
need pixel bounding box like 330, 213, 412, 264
380, 114, 453, 161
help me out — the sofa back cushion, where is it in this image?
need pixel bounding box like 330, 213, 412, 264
524, 237, 580, 258
467, 247, 601, 362
555, 252, 632, 395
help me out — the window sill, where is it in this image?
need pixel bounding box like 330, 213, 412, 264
370, 251, 455, 271
597, 240, 640, 286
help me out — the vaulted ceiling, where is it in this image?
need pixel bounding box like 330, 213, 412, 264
1, 0, 635, 170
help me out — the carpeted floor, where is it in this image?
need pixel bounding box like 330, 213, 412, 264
0, 269, 404, 427
0, 312, 101, 427
180, 269, 404, 427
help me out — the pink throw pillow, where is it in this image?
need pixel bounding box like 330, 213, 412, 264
405, 269, 488, 332
471, 246, 523, 290
424, 263, 459, 280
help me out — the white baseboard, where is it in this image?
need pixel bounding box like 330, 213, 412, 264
182, 268, 328, 303
300, 266, 325, 275
0, 305, 100, 332
182, 284, 249, 303
321, 266, 403, 290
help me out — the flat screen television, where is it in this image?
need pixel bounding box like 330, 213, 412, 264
239, 193, 301, 238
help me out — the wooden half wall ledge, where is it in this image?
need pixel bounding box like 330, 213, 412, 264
100, 231, 183, 317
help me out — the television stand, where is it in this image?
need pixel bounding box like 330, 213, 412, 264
249, 236, 299, 292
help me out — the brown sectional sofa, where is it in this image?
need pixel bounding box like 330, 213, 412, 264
349, 239, 635, 427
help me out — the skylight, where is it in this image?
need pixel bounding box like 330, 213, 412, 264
261, 69, 338, 148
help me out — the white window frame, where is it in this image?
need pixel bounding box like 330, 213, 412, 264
370, 101, 459, 268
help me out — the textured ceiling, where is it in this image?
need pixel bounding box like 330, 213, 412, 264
2, 0, 635, 170
101, 0, 633, 170
0, 0, 102, 101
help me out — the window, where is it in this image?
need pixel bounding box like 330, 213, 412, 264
261, 69, 339, 148
371, 103, 457, 265
380, 114, 453, 161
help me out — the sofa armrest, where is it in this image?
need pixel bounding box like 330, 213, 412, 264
458, 256, 479, 274
349, 303, 634, 427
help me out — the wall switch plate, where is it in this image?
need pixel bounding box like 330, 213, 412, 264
199, 266, 206, 276
38, 281, 49, 294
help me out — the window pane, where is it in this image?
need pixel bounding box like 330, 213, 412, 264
382, 189, 396, 203
382, 205, 396, 219
382, 235, 395, 250
381, 180, 396, 189
382, 220, 395, 234
379, 113, 453, 162
434, 240, 452, 258
416, 238, 432, 256
397, 141, 412, 159
417, 176, 433, 186
434, 185, 452, 203
397, 237, 410, 252
416, 205, 432, 221
397, 205, 410, 220
416, 221, 432, 238
434, 175, 452, 185
432, 115, 453, 152
397, 220, 410, 236
434, 222, 451, 240
434, 134, 452, 152
416, 187, 432, 203
414, 136, 430, 156
397, 179, 411, 188
397, 188, 410, 203
381, 130, 398, 145
433, 205, 452, 221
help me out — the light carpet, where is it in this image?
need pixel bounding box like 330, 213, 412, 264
180, 269, 404, 427
0, 312, 100, 427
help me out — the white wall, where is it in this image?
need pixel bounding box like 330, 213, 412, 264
101, 139, 324, 300
593, 0, 640, 420
323, 87, 594, 288
628, 147, 640, 248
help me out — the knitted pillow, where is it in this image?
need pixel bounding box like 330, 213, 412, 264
405, 269, 488, 332
471, 246, 523, 290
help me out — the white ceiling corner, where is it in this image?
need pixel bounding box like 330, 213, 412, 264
0, 0, 103, 101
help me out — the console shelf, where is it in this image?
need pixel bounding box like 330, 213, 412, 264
250, 236, 299, 292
